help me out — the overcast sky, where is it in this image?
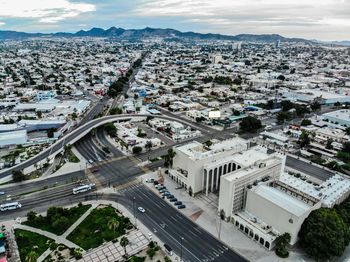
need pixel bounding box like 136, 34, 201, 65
0, 0, 349, 41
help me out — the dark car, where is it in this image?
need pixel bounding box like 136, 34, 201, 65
170, 198, 177, 202
153, 181, 159, 186
162, 192, 170, 197
92, 168, 99, 173
167, 195, 174, 199
177, 205, 186, 209
174, 201, 182, 206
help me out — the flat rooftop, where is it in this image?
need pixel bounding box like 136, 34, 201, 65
280, 173, 350, 208
175, 138, 248, 161
252, 184, 312, 217
322, 109, 350, 121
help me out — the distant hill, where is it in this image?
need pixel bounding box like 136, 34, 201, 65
0, 26, 311, 43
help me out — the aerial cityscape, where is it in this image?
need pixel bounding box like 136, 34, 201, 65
0, 1, 350, 262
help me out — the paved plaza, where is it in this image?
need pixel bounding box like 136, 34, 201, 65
78, 229, 149, 262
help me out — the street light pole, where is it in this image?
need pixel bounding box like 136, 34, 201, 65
133, 197, 137, 227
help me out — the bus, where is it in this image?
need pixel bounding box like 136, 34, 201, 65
72, 183, 95, 195
0, 202, 22, 212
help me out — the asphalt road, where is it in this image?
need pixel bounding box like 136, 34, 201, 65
0, 171, 86, 199
118, 184, 246, 262
0, 183, 247, 261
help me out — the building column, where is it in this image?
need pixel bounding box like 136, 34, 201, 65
206, 171, 209, 196
216, 171, 220, 191
211, 170, 215, 193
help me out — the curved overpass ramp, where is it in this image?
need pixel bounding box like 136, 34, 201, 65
0, 114, 208, 179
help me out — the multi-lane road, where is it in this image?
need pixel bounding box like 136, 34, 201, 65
118, 184, 246, 262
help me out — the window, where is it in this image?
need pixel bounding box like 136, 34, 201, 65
235, 221, 239, 227
265, 242, 270, 249
249, 231, 254, 238
254, 234, 259, 241
239, 224, 244, 231
244, 227, 249, 234
260, 237, 265, 245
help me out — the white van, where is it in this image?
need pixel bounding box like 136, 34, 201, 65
0, 202, 22, 211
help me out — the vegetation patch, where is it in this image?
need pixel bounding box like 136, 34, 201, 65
15, 229, 52, 262
67, 205, 133, 250
24, 203, 91, 235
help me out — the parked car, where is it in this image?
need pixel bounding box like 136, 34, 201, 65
146, 178, 155, 183
177, 205, 186, 209
167, 195, 174, 199
92, 168, 98, 173
174, 201, 182, 206
0, 192, 4, 196
138, 207, 145, 213
162, 192, 170, 197
153, 181, 159, 186
170, 198, 177, 202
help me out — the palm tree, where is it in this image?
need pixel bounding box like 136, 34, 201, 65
120, 236, 129, 257
25, 251, 39, 262
107, 218, 120, 232
167, 148, 176, 168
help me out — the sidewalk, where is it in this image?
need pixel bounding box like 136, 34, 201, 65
62, 203, 98, 238
13, 224, 81, 249
141, 171, 275, 262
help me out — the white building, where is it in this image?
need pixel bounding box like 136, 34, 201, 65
0, 130, 27, 147
232, 183, 320, 249
322, 109, 350, 128
283, 89, 350, 105
218, 147, 285, 215
169, 138, 249, 195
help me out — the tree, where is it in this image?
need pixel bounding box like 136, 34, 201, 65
239, 116, 262, 133
281, 100, 294, 112
299, 208, 350, 260
12, 170, 25, 182
277, 112, 290, 124
145, 141, 152, 152
326, 139, 333, 150
147, 247, 156, 259
107, 218, 120, 232
110, 107, 122, 115
275, 233, 291, 258
311, 101, 321, 111
104, 123, 117, 137
47, 128, 56, 138
165, 148, 176, 168
132, 146, 142, 154
277, 75, 285, 81
26, 211, 37, 222
120, 236, 129, 257
345, 127, 350, 136
298, 131, 311, 148
25, 251, 39, 262
300, 119, 312, 126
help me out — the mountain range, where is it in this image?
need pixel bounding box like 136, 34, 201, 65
0, 26, 309, 43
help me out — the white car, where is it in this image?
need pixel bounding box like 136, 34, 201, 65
0, 192, 5, 196
138, 207, 145, 213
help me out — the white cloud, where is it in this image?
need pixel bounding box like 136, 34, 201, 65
0, 22, 5, 26
0, 0, 95, 23
136, 0, 350, 40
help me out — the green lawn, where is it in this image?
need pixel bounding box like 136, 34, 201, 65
15, 229, 52, 262
24, 203, 91, 235
67, 205, 133, 250
66, 148, 80, 163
